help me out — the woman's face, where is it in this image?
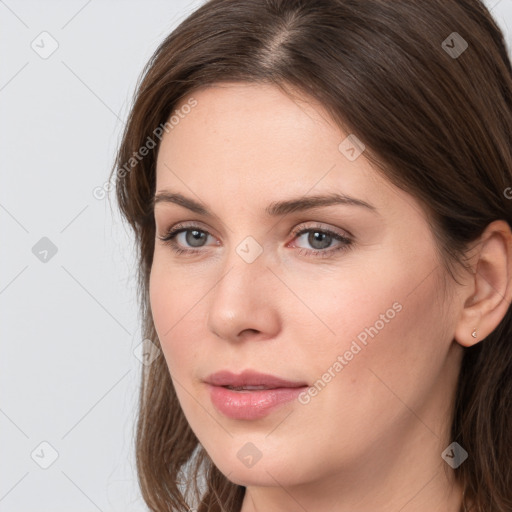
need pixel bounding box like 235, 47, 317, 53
150, 82, 464, 491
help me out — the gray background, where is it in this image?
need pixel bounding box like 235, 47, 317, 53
0, 1, 510, 511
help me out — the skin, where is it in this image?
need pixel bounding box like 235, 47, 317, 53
149, 82, 512, 512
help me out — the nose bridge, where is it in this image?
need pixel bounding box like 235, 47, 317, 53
214, 233, 268, 305
206, 233, 279, 339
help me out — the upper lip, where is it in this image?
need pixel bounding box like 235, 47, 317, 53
204, 370, 308, 389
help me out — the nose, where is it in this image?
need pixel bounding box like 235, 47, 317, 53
206, 244, 281, 343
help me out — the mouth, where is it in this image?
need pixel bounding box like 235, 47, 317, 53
204, 370, 309, 420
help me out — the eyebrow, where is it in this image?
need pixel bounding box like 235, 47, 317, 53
153, 190, 378, 217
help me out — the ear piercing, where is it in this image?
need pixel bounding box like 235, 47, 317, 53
471, 328, 477, 339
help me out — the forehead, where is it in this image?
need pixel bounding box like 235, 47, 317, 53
158, 83, 379, 187
155, 82, 418, 225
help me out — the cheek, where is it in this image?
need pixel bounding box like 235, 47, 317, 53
298, 232, 444, 367
292, 243, 448, 402
149, 260, 204, 377
306, 262, 450, 436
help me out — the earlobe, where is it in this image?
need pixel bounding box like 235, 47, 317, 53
454, 220, 512, 348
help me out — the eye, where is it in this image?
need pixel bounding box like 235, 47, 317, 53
157, 223, 216, 255
288, 223, 353, 258
157, 222, 353, 258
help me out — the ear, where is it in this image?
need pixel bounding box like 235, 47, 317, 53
454, 220, 512, 348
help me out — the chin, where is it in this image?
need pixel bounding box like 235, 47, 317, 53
207, 445, 313, 488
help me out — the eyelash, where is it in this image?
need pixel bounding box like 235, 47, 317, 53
157, 222, 353, 259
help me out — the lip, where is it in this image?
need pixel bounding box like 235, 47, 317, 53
204, 370, 308, 420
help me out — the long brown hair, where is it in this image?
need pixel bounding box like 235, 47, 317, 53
110, 1, 512, 510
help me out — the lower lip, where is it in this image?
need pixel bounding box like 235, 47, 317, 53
207, 384, 307, 420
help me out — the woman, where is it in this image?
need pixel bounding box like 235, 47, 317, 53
110, 0, 512, 510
